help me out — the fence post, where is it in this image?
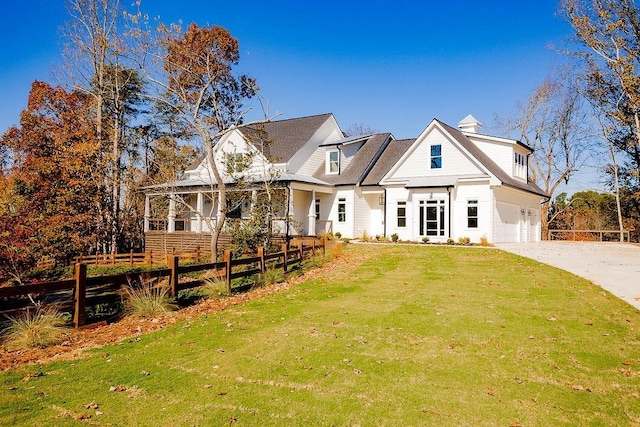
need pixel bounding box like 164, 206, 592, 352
73, 263, 87, 328
258, 246, 265, 273
130, 249, 134, 266
298, 240, 304, 263
196, 245, 201, 261
168, 255, 179, 297
223, 250, 232, 292
281, 243, 288, 273
311, 240, 316, 256
320, 238, 326, 255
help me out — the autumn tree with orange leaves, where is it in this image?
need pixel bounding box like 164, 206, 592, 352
0, 82, 104, 279
132, 21, 260, 260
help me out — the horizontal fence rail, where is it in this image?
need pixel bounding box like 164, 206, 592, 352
547, 229, 631, 242
0, 239, 326, 328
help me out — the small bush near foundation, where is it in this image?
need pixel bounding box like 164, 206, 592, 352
334, 232, 342, 239
458, 237, 471, 245
422, 237, 430, 243
391, 233, 399, 242
1, 306, 68, 351
480, 236, 491, 246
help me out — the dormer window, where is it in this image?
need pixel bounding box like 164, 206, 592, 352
514, 152, 526, 179
327, 150, 340, 174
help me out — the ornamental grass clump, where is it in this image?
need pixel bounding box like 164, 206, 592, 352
202, 274, 231, 298
1, 306, 68, 351
262, 267, 285, 286
122, 280, 176, 318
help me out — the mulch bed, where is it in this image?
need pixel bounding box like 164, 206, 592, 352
0, 250, 359, 371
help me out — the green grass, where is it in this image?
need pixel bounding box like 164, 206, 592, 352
1, 244, 639, 426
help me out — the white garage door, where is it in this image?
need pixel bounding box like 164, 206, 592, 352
495, 202, 520, 243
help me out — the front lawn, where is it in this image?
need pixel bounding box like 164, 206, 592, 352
1, 244, 639, 425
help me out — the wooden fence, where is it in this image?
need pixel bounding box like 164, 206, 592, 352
0, 239, 325, 328
547, 229, 631, 242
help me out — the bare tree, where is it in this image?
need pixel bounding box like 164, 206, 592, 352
561, 0, 640, 240
61, 0, 144, 253
128, 19, 263, 260
501, 78, 592, 233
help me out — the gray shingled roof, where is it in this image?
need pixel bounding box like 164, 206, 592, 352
312, 133, 391, 185
435, 120, 548, 198
241, 113, 333, 163
361, 138, 414, 186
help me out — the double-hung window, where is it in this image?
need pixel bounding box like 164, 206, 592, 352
327, 150, 340, 174
338, 198, 346, 222
467, 200, 478, 228
397, 201, 407, 227
430, 144, 442, 169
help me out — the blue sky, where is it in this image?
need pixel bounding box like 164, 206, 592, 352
0, 0, 602, 192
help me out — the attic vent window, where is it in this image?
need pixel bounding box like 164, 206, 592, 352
327, 150, 340, 174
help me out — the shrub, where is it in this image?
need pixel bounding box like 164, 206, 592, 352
447, 238, 455, 245
422, 237, 430, 243
334, 232, 342, 239
1, 306, 68, 351
480, 236, 491, 247
458, 237, 471, 245
391, 233, 399, 242
361, 231, 372, 242
122, 279, 176, 318
330, 242, 343, 259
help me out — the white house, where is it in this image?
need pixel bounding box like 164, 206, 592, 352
144, 113, 547, 250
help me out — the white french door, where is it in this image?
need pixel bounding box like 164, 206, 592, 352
418, 199, 446, 237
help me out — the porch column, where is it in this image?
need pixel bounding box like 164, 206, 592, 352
251, 189, 257, 212
168, 194, 176, 233
144, 194, 150, 232
196, 192, 203, 233
308, 190, 316, 236
213, 192, 221, 229
286, 185, 295, 238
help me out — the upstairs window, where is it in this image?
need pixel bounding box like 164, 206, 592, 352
514, 152, 526, 178
467, 200, 478, 228
226, 152, 246, 174
327, 150, 340, 174
430, 144, 442, 169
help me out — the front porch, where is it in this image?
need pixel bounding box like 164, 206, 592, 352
144, 181, 335, 252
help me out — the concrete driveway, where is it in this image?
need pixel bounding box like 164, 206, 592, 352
495, 242, 640, 311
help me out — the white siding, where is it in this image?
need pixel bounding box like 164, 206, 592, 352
467, 136, 513, 178
384, 186, 412, 240
493, 186, 544, 242
353, 188, 374, 238
386, 127, 485, 182
292, 190, 311, 235
451, 181, 492, 243
327, 189, 354, 238
289, 118, 344, 174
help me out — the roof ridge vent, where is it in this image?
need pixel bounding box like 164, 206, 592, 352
458, 114, 482, 133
